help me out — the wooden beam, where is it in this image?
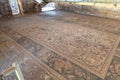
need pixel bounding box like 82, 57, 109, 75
17, 0, 24, 15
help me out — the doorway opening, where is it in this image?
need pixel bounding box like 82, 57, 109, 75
36, 0, 42, 3
9, 0, 20, 15
42, 2, 55, 12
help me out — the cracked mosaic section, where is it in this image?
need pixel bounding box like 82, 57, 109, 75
37, 50, 102, 80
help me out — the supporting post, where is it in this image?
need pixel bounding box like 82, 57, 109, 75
12, 62, 25, 80
17, 0, 24, 15
0, 62, 24, 80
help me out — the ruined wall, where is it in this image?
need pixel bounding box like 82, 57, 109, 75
56, 2, 120, 19
0, 0, 34, 17
0, 0, 40, 18
0, 0, 12, 17
21, 0, 35, 13
21, 0, 42, 13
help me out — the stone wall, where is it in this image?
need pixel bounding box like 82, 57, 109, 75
21, 0, 36, 13
0, 0, 41, 18
0, 0, 12, 17
56, 2, 120, 19
21, 0, 43, 13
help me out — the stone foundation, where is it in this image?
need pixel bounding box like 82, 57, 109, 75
21, 0, 40, 13
0, 0, 41, 18
0, 0, 12, 17
56, 2, 120, 19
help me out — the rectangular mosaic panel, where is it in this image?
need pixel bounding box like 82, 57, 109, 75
17, 24, 120, 79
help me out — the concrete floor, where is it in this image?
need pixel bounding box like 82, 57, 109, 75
0, 10, 120, 80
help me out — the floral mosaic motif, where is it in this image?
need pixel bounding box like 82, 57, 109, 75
37, 50, 102, 80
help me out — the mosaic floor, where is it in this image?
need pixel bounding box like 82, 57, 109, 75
0, 10, 120, 80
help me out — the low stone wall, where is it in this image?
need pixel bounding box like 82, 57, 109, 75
56, 2, 120, 19
0, 0, 12, 17
21, 0, 37, 13
0, 0, 41, 18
